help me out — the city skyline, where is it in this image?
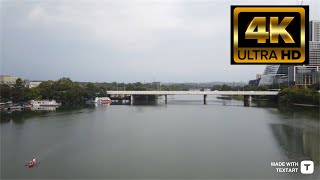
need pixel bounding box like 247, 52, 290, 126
2, 0, 319, 83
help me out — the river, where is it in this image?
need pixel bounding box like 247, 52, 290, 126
1, 96, 319, 179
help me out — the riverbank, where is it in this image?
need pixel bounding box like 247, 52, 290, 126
292, 103, 319, 107
278, 87, 320, 106
221, 87, 320, 107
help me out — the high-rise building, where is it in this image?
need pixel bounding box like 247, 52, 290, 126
263, 65, 281, 75
252, 20, 320, 86
258, 65, 290, 86
308, 20, 320, 66
310, 20, 320, 41
293, 66, 320, 86
309, 41, 320, 66
291, 20, 320, 86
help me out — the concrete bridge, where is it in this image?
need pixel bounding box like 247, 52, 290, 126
106, 91, 279, 104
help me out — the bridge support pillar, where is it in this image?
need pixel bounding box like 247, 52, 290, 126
244, 95, 252, 102
204, 95, 207, 105
164, 95, 167, 104
130, 95, 133, 105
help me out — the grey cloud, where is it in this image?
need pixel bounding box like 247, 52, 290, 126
1, 0, 318, 82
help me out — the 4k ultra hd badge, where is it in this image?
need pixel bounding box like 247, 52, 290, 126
231, 6, 309, 64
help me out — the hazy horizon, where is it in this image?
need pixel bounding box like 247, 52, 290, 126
1, 0, 319, 82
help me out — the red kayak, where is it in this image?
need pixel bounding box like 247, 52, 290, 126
27, 161, 38, 168
28, 163, 34, 168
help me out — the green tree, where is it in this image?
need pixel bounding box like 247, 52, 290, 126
24, 87, 42, 100
220, 84, 232, 91
0, 84, 12, 102
12, 78, 25, 102
84, 83, 98, 99
279, 86, 320, 105
38, 80, 54, 99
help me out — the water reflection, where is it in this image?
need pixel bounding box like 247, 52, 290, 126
0, 110, 50, 124
270, 123, 320, 163
277, 105, 320, 121
110, 100, 131, 105
244, 101, 252, 107
31, 106, 57, 111
0, 105, 95, 124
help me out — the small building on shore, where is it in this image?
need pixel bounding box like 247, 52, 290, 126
0, 75, 21, 86
25, 81, 43, 88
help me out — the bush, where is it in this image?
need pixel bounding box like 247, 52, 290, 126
279, 86, 320, 105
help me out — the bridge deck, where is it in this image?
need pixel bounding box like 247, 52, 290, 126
106, 91, 278, 96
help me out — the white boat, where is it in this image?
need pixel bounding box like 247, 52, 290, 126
94, 97, 111, 104
30, 100, 61, 106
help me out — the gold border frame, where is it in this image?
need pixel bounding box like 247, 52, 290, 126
233, 7, 306, 63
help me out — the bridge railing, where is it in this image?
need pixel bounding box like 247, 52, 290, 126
106, 91, 278, 96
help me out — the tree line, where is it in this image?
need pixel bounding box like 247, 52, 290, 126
0, 77, 189, 104
212, 84, 319, 105
279, 86, 320, 105
0, 78, 107, 105
1, 77, 319, 105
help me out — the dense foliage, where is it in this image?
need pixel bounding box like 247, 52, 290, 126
0, 78, 107, 105
279, 86, 320, 105
210, 83, 292, 91
87, 82, 190, 91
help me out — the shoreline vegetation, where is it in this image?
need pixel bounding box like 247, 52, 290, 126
292, 103, 319, 107
0, 77, 319, 106
278, 87, 320, 106
226, 88, 320, 106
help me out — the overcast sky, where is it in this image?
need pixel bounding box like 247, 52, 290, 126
1, 0, 319, 82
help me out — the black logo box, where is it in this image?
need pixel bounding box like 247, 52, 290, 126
230, 5, 309, 65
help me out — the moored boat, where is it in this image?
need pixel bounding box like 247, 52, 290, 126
94, 97, 111, 104
30, 100, 61, 106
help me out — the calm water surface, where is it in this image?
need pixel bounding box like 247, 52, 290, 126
1, 96, 319, 179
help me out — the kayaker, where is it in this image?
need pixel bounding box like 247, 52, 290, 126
32, 157, 36, 163
29, 161, 34, 167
